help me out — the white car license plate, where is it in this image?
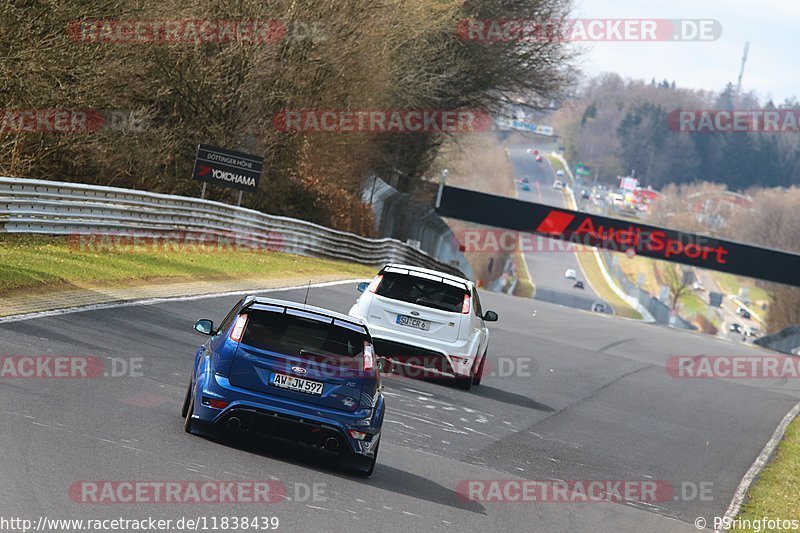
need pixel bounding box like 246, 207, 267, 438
270, 373, 324, 395
396, 315, 431, 331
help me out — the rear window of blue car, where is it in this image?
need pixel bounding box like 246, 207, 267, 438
241, 310, 367, 363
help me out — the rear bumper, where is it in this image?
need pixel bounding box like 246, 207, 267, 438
349, 306, 480, 378
191, 373, 382, 459
370, 337, 474, 379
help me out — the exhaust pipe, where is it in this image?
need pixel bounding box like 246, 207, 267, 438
227, 417, 242, 431
324, 437, 339, 451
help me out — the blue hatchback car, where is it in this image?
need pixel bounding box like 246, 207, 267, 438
182, 295, 388, 476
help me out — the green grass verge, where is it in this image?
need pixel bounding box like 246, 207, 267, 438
0, 234, 375, 294
547, 155, 567, 175
733, 416, 800, 531
712, 271, 771, 304
575, 247, 642, 320
679, 292, 708, 318
511, 251, 535, 298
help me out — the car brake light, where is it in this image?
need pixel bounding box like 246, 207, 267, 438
348, 429, 367, 440
204, 398, 229, 409
461, 293, 471, 314
230, 314, 248, 342
363, 341, 375, 371
368, 275, 383, 293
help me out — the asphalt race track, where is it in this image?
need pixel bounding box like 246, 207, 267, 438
507, 146, 609, 313
0, 282, 798, 532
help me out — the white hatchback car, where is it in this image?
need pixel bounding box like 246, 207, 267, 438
349, 265, 497, 390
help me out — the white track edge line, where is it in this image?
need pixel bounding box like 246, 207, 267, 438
0, 279, 367, 324
715, 401, 800, 532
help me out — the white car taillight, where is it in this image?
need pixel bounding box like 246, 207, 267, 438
461, 293, 471, 314
230, 314, 248, 342
368, 275, 383, 293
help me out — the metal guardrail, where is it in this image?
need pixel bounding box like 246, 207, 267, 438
0, 177, 466, 277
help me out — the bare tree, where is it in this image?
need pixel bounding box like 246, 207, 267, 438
663, 264, 692, 311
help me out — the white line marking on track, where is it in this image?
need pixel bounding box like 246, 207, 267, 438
0, 279, 365, 324
716, 401, 800, 532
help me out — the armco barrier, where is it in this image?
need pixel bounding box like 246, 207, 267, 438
365, 176, 473, 280
0, 177, 465, 277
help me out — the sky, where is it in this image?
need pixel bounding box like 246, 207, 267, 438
574, 0, 800, 104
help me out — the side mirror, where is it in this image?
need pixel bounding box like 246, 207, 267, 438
377, 357, 394, 374
483, 311, 498, 322
194, 319, 214, 335
357, 281, 369, 293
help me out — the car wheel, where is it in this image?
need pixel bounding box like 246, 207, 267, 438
180, 380, 192, 418
183, 388, 195, 434
472, 353, 486, 386
456, 368, 473, 391
357, 443, 379, 477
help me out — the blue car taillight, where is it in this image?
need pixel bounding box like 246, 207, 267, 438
202, 397, 229, 409
348, 430, 367, 440
230, 314, 248, 342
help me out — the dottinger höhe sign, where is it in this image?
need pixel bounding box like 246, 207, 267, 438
192, 144, 263, 193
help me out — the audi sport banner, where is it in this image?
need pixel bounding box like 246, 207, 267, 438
436, 186, 800, 287
192, 144, 263, 193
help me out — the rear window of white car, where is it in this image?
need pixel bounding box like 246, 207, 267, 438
374, 272, 468, 313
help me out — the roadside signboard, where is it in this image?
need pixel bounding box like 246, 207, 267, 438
436, 185, 800, 287
192, 144, 263, 193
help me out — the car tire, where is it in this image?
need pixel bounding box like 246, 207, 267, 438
472, 353, 486, 386
356, 443, 379, 477
181, 380, 192, 418
456, 368, 473, 391
183, 388, 195, 434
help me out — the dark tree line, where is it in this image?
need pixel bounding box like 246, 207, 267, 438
1, 0, 576, 234
554, 74, 800, 191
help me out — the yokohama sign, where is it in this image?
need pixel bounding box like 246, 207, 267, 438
436, 186, 800, 287
192, 144, 263, 193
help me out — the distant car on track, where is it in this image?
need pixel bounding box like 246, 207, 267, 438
521, 183, 530, 191
552, 180, 563, 190
556, 170, 565, 177
591, 302, 607, 313
745, 326, 759, 337
183, 296, 389, 476
564, 269, 576, 279
349, 264, 498, 391
574, 281, 584, 290
536, 155, 543, 162
729, 323, 743, 334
